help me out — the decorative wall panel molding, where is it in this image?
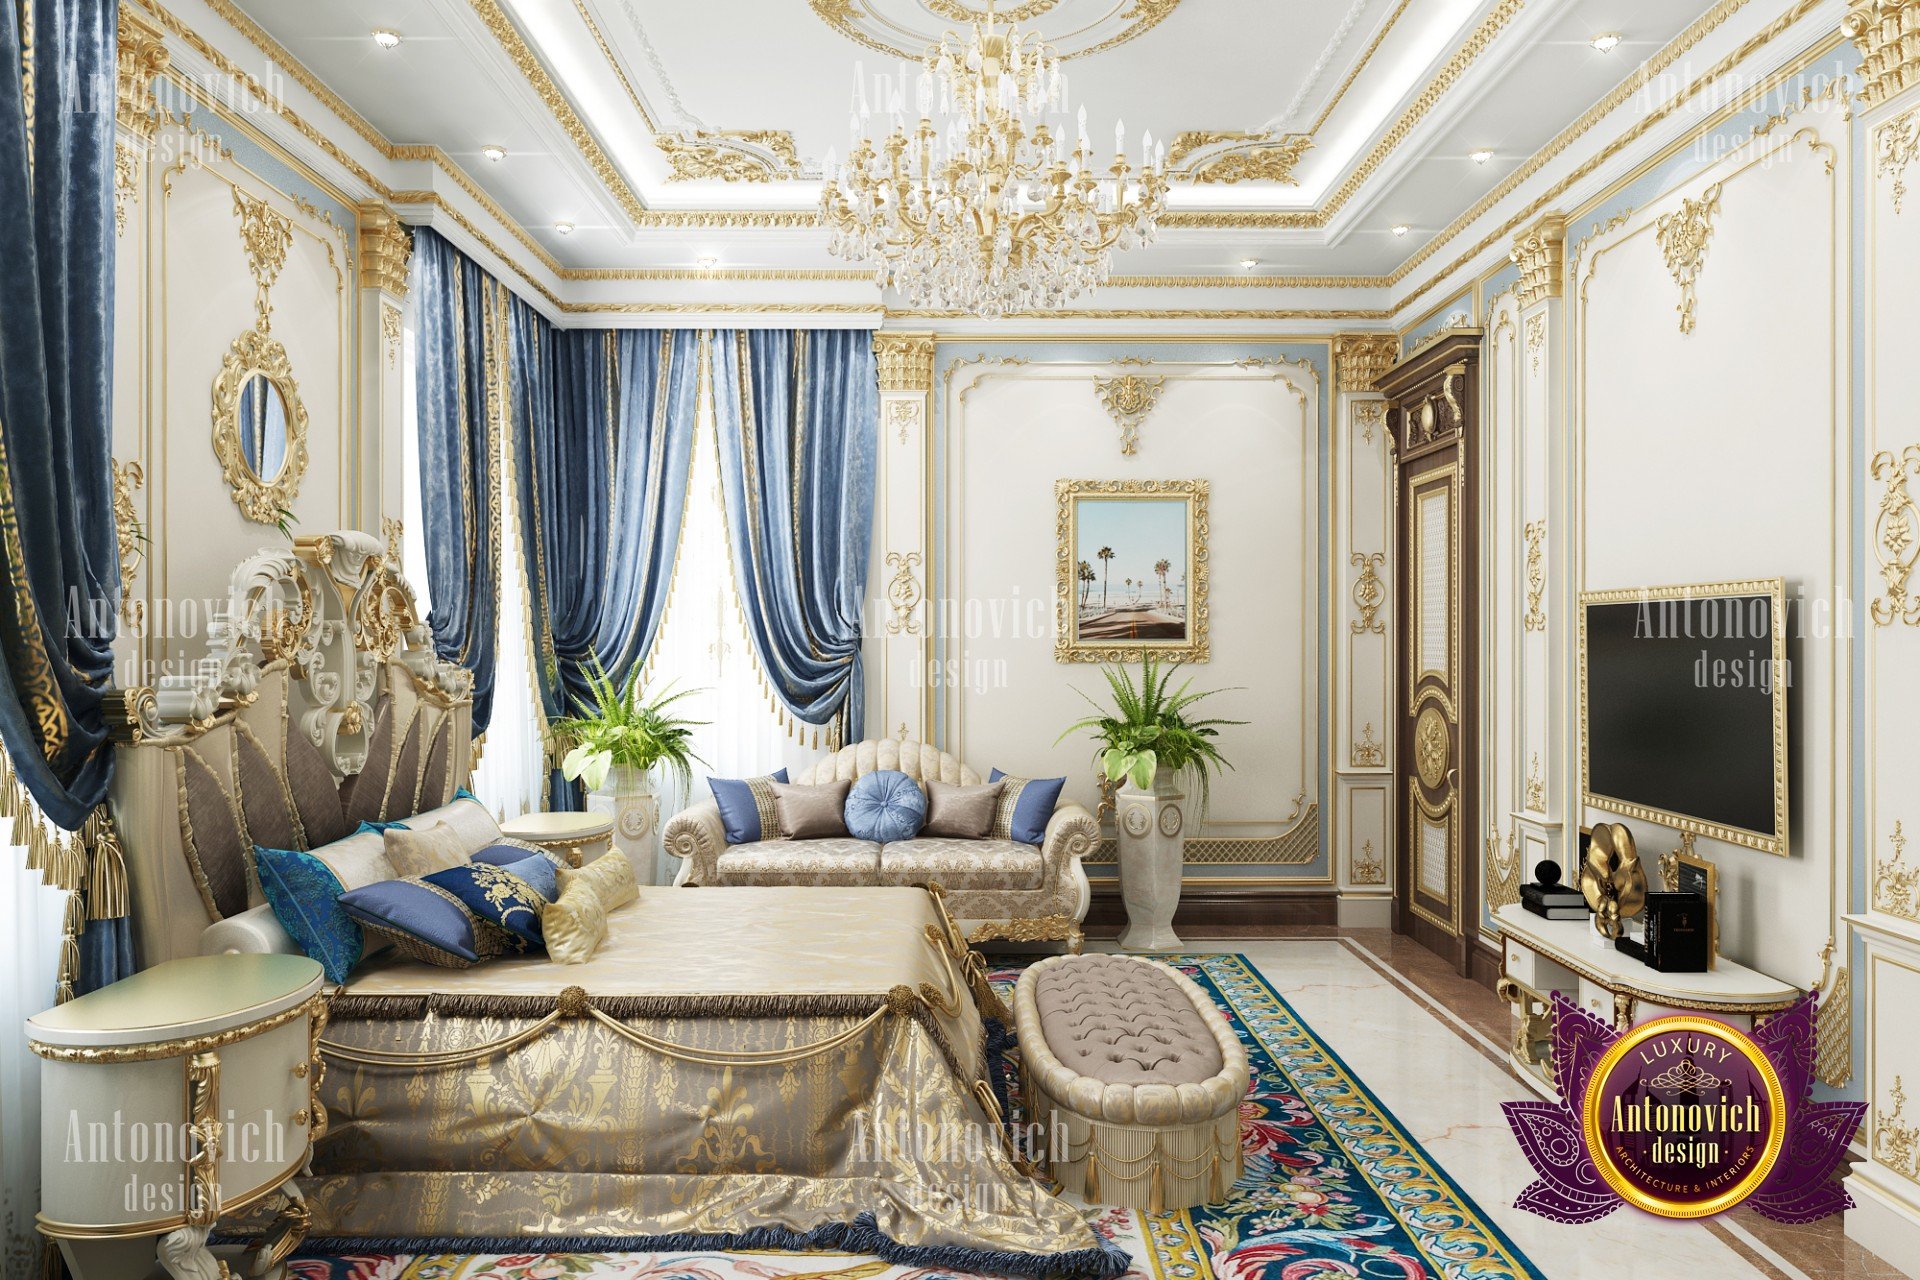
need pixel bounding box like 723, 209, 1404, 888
1875, 821, 1919, 922
112, 460, 146, 631
1349, 552, 1386, 634
1485, 825, 1521, 911
1879, 109, 1919, 213
884, 551, 923, 636
1872, 446, 1920, 626
1351, 837, 1384, 885
1523, 519, 1547, 632
1090, 806, 1319, 866
1094, 373, 1166, 456
1352, 721, 1384, 769
1654, 183, 1722, 334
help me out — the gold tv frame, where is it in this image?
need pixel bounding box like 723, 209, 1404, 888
1578, 578, 1789, 858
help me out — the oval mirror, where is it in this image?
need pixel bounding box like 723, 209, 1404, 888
236, 372, 291, 482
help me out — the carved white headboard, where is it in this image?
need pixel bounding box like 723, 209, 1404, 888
108, 529, 474, 967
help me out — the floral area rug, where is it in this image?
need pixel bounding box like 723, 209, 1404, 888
287, 954, 1540, 1280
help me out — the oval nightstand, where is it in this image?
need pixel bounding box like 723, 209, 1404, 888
28, 953, 326, 1280
502, 810, 614, 869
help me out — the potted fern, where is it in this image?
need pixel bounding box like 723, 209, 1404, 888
1059, 657, 1240, 950
551, 657, 705, 883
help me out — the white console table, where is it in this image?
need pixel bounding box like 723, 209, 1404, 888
1493, 904, 1800, 1098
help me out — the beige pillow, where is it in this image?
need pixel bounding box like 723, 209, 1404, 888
770, 781, 852, 840
923, 780, 1004, 839
542, 878, 609, 965
557, 849, 639, 913
383, 821, 469, 878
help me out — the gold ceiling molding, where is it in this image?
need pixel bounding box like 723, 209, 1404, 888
116, 4, 169, 138
1331, 333, 1399, 395
888, 306, 1392, 321
1509, 213, 1565, 308
874, 332, 938, 391
1844, 0, 1920, 106
1654, 183, 1721, 335
356, 202, 414, 296
657, 130, 803, 182
568, 0, 659, 131
809, 0, 1178, 61
1169, 131, 1313, 185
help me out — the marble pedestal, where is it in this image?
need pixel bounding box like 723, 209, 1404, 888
1115, 767, 1186, 951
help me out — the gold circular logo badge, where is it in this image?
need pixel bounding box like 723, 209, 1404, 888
1581, 1015, 1787, 1218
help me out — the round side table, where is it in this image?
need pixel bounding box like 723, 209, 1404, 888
27, 953, 326, 1280
502, 810, 614, 869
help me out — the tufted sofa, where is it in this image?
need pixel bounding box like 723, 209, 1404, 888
663, 739, 1095, 951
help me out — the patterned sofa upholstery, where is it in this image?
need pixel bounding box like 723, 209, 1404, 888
663, 739, 1095, 951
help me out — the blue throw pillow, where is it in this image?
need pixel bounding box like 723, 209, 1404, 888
845, 770, 927, 843
357, 819, 408, 834
338, 878, 508, 968
471, 840, 567, 872
425, 856, 554, 950
255, 846, 362, 984
988, 769, 1067, 846
708, 768, 790, 843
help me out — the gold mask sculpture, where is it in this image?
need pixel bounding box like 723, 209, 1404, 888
1580, 822, 1648, 939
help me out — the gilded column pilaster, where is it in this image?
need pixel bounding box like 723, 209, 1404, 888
355, 203, 414, 532
873, 332, 936, 743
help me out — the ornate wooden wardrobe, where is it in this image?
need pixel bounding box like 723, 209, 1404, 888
1377, 329, 1483, 977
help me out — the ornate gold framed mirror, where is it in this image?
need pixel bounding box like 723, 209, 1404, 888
211, 327, 309, 523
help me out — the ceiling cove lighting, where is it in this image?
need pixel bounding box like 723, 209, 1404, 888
481, 145, 508, 162
822, 4, 1167, 316
371, 29, 402, 48
1591, 32, 1622, 52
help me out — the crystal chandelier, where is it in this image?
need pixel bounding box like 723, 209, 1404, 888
821, 2, 1169, 317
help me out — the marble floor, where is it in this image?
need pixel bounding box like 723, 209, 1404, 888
1177, 929, 1905, 1280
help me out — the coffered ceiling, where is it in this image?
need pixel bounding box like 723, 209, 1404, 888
224, 0, 1733, 281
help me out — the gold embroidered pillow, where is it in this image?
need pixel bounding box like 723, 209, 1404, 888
383, 821, 470, 879
542, 877, 609, 965
557, 850, 639, 914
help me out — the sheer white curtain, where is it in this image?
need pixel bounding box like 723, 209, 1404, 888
645, 347, 822, 837
1, 853, 66, 1279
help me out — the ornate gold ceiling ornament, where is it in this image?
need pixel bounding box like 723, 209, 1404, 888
874, 332, 938, 390
810, 0, 1178, 61
116, 4, 169, 139
1168, 131, 1313, 185
1843, 0, 1920, 107
1094, 373, 1165, 455
355, 202, 414, 296
232, 189, 293, 329
1871, 445, 1920, 626
1509, 213, 1565, 308
657, 129, 802, 182
1654, 183, 1721, 335
1332, 333, 1399, 396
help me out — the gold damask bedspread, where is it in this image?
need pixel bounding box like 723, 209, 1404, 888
304, 887, 1114, 1275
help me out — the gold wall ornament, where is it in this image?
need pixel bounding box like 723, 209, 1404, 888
114, 142, 139, 235
112, 460, 146, 630
1485, 824, 1522, 911
1352, 838, 1384, 885
1094, 373, 1166, 456
1332, 333, 1399, 396
1349, 551, 1386, 634
381, 302, 402, 368
1353, 400, 1386, 445
655, 130, 801, 182
1871, 446, 1920, 626
873, 332, 937, 391
1874, 820, 1920, 922
1524, 313, 1546, 376
232, 188, 293, 330
1878, 109, 1919, 214
1522, 519, 1547, 632
1169, 131, 1313, 185
1654, 183, 1722, 335
356, 202, 414, 297
210, 328, 310, 524
1509, 213, 1566, 308
885, 399, 919, 445
115, 3, 169, 139
1352, 721, 1384, 769
1525, 752, 1545, 813
1054, 479, 1210, 664
1414, 705, 1448, 790
884, 551, 923, 636
1843, 0, 1920, 107
1877, 1075, 1919, 1183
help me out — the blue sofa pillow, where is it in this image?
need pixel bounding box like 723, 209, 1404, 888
425, 856, 555, 950
708, 768, 790, 844
338, 878, 507, 968
255, 846, 362, 984
471, 840, 568, 872
844, 770, 926, 843
988, 769, 1067, 847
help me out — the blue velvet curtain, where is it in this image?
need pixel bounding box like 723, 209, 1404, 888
1, 0, 131, 989
512, 316, 700, 810
709, 330, 878, 746
412, 227, 502, 732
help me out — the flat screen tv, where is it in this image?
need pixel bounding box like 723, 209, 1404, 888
1580, 578, 1790, 856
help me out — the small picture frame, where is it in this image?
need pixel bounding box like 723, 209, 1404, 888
1661, 834, 1719, 968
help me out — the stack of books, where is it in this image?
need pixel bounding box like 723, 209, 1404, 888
1521, 881, 1590, 921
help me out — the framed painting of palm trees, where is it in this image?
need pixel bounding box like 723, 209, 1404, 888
1054, 479, 1211, 663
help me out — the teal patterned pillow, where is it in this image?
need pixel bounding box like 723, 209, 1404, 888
255, 845, 362, 983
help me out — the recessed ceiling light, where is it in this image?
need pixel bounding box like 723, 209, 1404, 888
1240, 258, 1259, 270
554, 221, 575, 235
371, 29, 402, 48
1471, 149, 1495, 165
1391, 224, 1410, 236
481, 145, 508, 162
697, 254, 720, 270
1591, 32, 1622, 52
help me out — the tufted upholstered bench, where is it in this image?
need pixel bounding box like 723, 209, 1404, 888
1015, 953, 1247, 1211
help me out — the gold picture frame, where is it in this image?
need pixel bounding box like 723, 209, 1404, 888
210, 327, 310, 525
1661, 834, 1720, 968
1054, 479, 1210, 664
1577, 577, 1789, 857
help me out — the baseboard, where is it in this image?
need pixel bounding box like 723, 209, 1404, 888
1469, 937, 1504, 992
1084, 884, 1338, 936
1846, 1165, 1920, 1279
1337, 893, 1392, 928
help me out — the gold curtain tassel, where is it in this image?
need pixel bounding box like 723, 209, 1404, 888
88, 815, 130, 921
1149, 1158, 1165, 1215
23, 818, 46, 870
50, 833, 84, 892
1082, 1135, 1101, 1201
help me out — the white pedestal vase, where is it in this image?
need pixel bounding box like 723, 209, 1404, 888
1115, 765, 1187, 951
587, 764, 660, 884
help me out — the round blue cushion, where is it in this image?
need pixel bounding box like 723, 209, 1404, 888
844, 769, 927, 843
